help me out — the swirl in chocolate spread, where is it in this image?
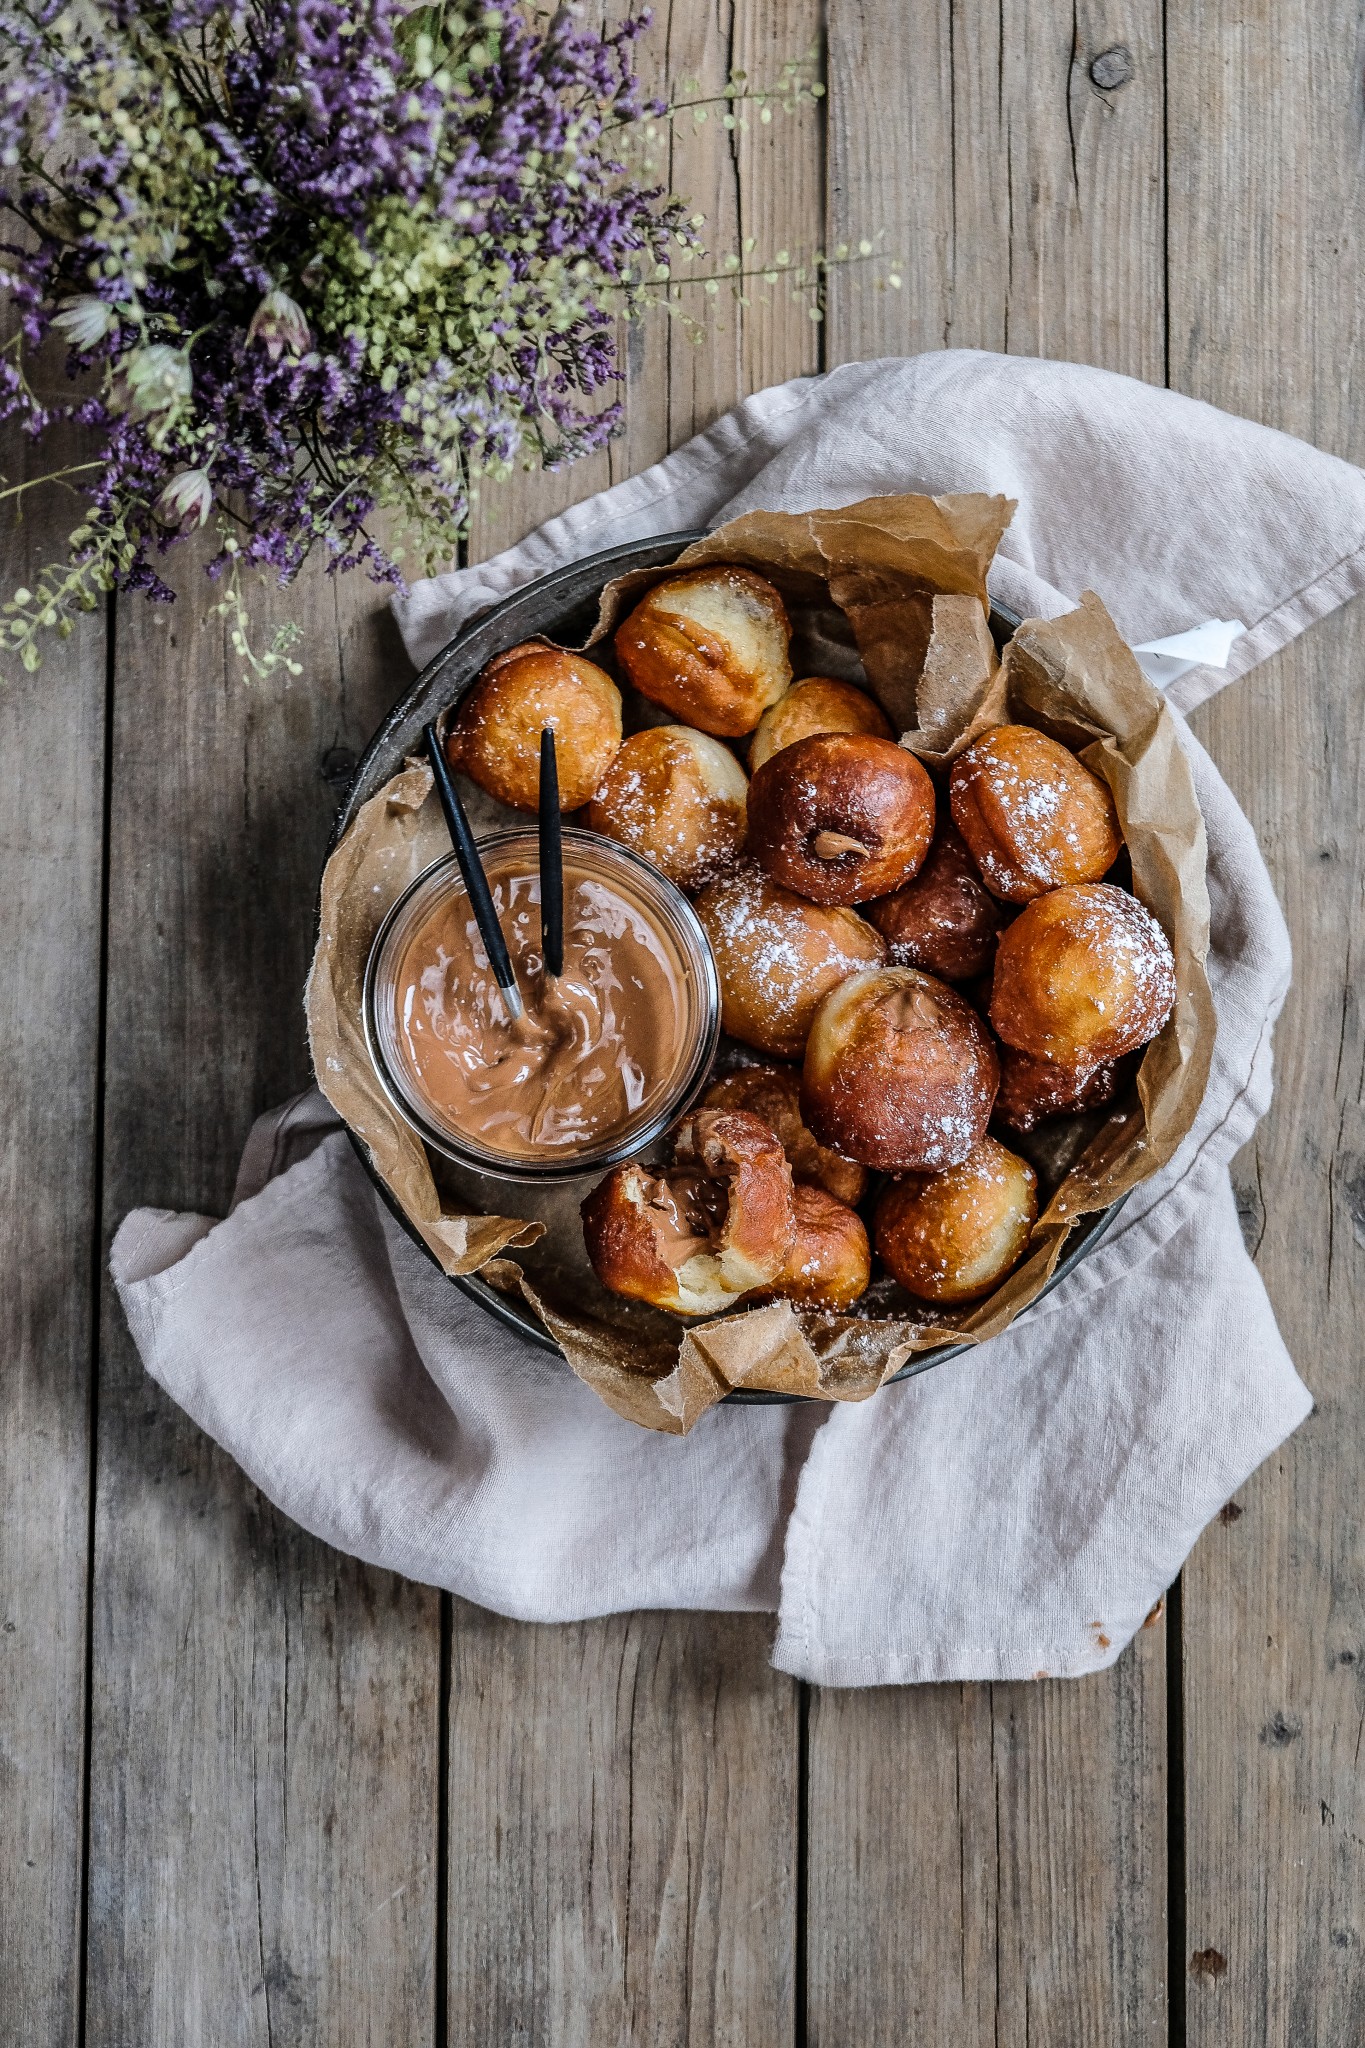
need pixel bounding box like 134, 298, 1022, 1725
392, 855, 688, 1159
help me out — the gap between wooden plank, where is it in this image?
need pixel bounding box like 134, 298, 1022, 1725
74, 585, 117, 2048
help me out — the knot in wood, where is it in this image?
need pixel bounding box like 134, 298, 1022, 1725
1089, 45, 1134, 91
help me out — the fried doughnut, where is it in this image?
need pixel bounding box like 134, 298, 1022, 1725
865, 819, 1009, 981
585, 725, 747, 890
949, 724, 1122, 902
874, 1137, 1037, 1304
993, 1046, 1126, 1135
749, 677, 893, 772
747, 733, 936, 906
446, 640, 622, 813
749, 1183, 872, 1312
802, 966, 999, 1172
580, 1108, 794, 1316
703, 1064, 867, 1205
614, 565, 792, 736
989, 882, 1177, 1067
694, 862, 886, 1060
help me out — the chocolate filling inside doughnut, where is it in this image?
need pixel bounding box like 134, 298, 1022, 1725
878, 984, 949, 1033
643, 1170, 730, 1269
810, 829, 873, 862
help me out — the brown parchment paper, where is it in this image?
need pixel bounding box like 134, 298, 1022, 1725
306, 495, 1213, 1436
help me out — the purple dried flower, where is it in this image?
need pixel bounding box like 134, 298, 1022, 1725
153, 468, 214, 532
246, 287, 312, 362
0, 0, 697, 668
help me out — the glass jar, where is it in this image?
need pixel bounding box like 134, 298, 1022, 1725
363, 828, 720, 1182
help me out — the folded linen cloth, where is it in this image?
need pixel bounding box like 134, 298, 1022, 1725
113, 351, 1356, 1685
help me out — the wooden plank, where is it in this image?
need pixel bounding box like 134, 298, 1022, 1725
1168, 1, 1365, 2034
447, 1606, 797, 2044
447, 4, 819, 2038
826, 0, 1166, 378
807, 1629, 1167, 2044
85, 546, 443, 2044
809, 2, 1172, 2039
0, 340, 105, 2048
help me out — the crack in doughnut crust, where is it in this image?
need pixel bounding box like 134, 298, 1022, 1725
747, 733, 936, 906
746, 1182, 872, 1311
802, 966, 1000, 1172
748, 676, 892, 773
865, 818, 1010, 981
580, 1108, 795, 1316
614, 566, 792, 737
694, 861, 886, 1060
989, 882, 1176, 1067
874, 1136, 1038, 1304
585, 725, 748, 890
703, 1064, 867, 1205
949, 724, 1122, 903
448, 639, 622, 812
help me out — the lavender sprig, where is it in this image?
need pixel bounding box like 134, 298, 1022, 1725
1, 5, 857, 677
0, 0, 691, 670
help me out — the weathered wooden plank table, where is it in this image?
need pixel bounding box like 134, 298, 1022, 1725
4, 2, 1362, 2040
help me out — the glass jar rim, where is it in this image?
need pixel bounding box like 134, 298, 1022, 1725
362, 827, 721, 1182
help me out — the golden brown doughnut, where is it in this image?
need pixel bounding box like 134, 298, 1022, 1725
989, 882, 1177, 1067
749, 677, 893, 772
874, 1137, 1037, 1304
802, 966, 999, 1172
446, 639, 622, 812
694, 862, 886, 1060
703, 1064, 867, 1205
864, 819, 1009, 981
992, 1046, 1126, 1135
746, 733, 937, 906
580, 1108, 795, 1316
749, 1183, 872, 1312
613, 565, 792, 737
585, 725, 747, 890
949, 723, 1122, 902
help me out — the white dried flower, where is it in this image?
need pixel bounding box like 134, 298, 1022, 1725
52, 295, 117, 351
153, 469, 213, 532
247, 286, 311, 361
109, 343, 192, 420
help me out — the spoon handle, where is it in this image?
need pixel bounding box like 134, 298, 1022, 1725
538, 727, 564, 979
424, 722, 523, 1022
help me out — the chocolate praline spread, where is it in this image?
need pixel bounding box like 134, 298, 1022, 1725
389, 850, 690, 1161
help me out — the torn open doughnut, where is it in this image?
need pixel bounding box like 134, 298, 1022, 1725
874, 1136, 1038, 1304
746, 733, 936, 906
864, 818, 1010, 981
802, 966, 1000, 1172
703, 1063, 867, 1206
748, 676, 893, 772
580, 1107, 795, 1316
747, 1183, 872, 1312
613, 565, 792, 737
949, 723, 1122, 902
446, 639, 622, 812
989, 881, 1177, 1067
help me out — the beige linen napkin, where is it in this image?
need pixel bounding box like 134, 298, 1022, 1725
113, 351, 1347, 1685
